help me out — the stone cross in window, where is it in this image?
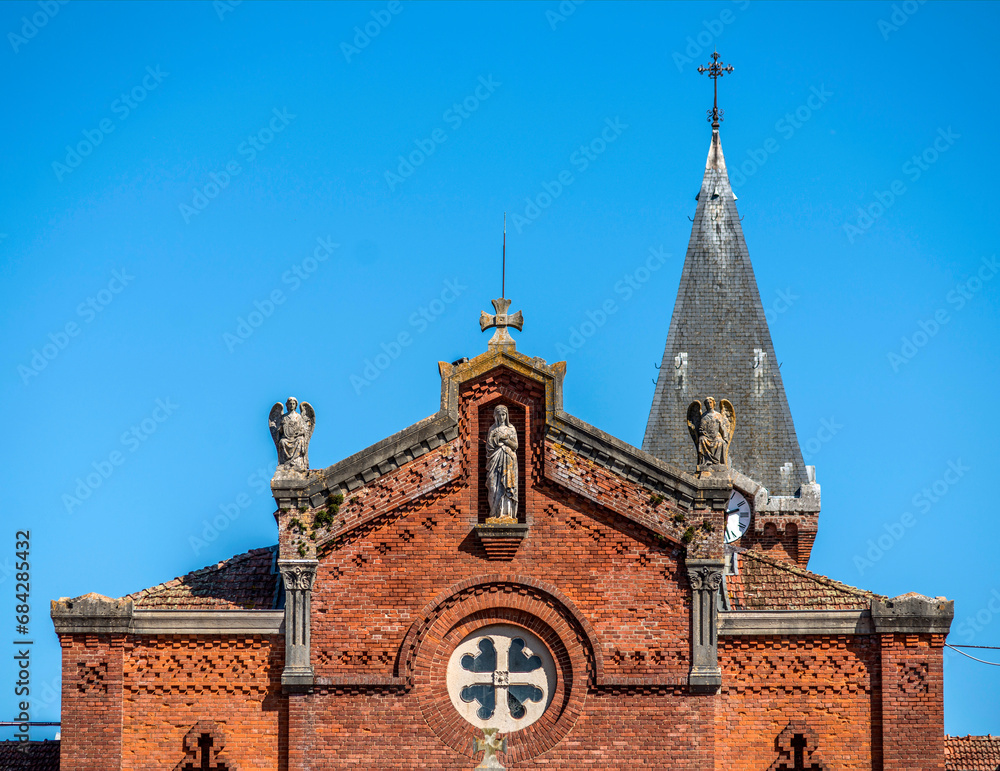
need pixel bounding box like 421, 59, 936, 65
480, 298, 523, 349
457, 636, 546, 730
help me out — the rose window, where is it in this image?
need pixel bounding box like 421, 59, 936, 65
447, 624, 555, 733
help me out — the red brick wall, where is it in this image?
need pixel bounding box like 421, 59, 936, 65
59, 633, 125, 770
717, 635, 880, 769
879, 633, 947, 771
119, 634, 285, 770
288, 689, 718, 770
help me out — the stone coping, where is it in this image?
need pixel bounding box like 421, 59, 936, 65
720, 610, 874, 636
720, 596, 954, 636
51, 595, 284, 635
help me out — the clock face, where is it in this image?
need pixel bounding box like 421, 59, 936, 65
724, 490, 751, 544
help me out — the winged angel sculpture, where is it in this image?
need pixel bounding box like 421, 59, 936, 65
269, 397, 316, 474
686, 397, 735, 468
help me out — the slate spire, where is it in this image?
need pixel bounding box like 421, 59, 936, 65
642, 127, 808, 496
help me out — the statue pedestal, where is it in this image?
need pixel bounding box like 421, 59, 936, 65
474, 523, 528, 561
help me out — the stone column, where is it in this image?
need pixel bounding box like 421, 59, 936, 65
686, 558, 724, 692
279, 560, 318, 689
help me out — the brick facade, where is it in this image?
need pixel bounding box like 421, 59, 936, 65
51, 347, 953, 769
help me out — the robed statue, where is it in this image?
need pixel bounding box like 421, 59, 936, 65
485, 405, 518, 521
269, 397, 316, 473
687, 397, 735, 468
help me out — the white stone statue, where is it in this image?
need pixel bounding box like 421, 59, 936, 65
485, 405, 518, 522
269, 397, 316, 473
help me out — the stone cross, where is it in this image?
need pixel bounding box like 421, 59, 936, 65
480, 298, 523, 350
474, 727, 507, 770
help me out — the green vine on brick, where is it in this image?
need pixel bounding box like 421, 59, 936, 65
681, 526, 696, 544
648, 493, 665, 508
672, 512, 687, 525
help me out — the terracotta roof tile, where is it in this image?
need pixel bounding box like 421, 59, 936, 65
946, 735, 1000, 771
126, 545, 280, 609
0, 741, 60, 770
727, 549, 884, 611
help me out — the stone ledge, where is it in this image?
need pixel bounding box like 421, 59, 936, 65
872, 594, 954, 634
720, 610, 874, 636
51, 596, 288, 636
315, 674, 409, 688
133, 610, 284, 635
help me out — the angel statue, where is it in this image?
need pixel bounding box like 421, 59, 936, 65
269, 397, 316, 474
485, 405, 518, 522
686, 397, 736, 468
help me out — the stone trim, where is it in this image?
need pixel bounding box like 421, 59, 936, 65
133, 610, 284, 635
720, 610, 874, 636
271, 413, 459, 508
546, 411, 705, 507
53, 602, 286, 636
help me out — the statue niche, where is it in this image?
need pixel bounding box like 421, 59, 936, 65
485, 405, 518, 523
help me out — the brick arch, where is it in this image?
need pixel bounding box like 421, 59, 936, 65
400, 574, 599, 763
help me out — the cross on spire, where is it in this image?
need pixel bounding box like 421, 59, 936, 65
697, 50, 735, 129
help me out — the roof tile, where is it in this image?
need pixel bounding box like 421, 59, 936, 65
728, 548, 884, 611
946, 735, 1000, 771
126, 545, 279, 609
0, 741, 60, 770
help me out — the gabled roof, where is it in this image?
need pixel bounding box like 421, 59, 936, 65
0, 741, 60, 770
126, 545, 279, 610
727, 548, 883, 611
946, 735, 1000, 771
643, 127, 807, 496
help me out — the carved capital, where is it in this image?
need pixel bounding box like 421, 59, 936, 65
279, 563, 317, 592
689, 565, 723, 591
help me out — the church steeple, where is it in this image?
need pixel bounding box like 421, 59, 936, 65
642, 65, 807, 497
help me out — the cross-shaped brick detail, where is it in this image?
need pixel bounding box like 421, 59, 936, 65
480, 298, 523, 349
173, 722, 238, 771
769, 723, 826, 771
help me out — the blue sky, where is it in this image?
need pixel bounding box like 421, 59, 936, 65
1, 0, 998, 741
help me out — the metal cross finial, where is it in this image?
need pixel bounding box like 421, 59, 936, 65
480, 298, 523, 350
697, 50, 734, 129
